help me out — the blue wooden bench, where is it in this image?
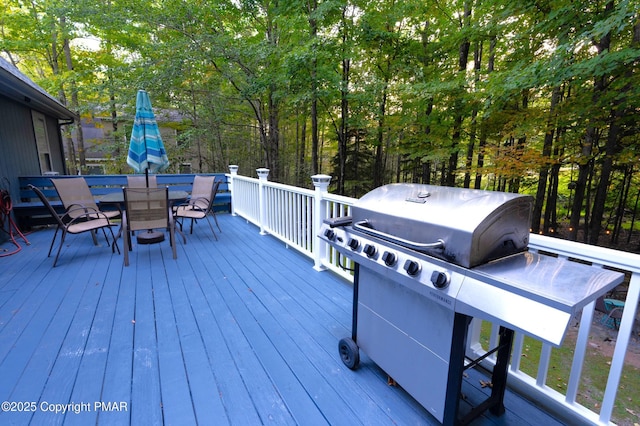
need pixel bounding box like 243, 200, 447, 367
15, 173, 231, 229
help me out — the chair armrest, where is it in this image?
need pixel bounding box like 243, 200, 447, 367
62, 205, 100, 220
66, 204, 100, 214
64, 207, 111, 225
173, 197, 210, 212
189, 196, 211, 210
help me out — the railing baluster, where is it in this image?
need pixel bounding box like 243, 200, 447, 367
489, 323, 500, 362
536, 343, 552, 388
510, 332, 525, 373
600, 271, 640, 423
566, 299, 595, 403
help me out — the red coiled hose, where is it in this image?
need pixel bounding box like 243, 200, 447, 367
0, 179, 30, 257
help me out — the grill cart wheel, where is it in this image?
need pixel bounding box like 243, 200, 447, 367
338, 338, 359, 369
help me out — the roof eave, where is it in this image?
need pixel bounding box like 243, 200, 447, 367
0, 59, 77, 121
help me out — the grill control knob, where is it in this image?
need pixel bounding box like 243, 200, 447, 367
324, 229, 336, 241
382, 251, 396, 266
363, 244, 377, 258
430, 271, 450, 289
348, 238, 360, 250
404, 260, 421, 276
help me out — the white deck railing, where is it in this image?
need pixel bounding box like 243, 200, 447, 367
227, 168, 639, 426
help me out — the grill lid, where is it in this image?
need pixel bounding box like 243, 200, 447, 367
351, 184, 534, 268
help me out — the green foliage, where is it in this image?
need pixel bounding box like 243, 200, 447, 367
2, 0, 640, 242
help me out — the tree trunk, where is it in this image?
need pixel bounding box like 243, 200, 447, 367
308, 0, 319, 177
264, 9, 280, 181
447, 0, 472, 187
266, 90, 280, 180
464, 40, 482, 189
609, 11, 640, 243
338, 59, 349, 194
569, 7, 612, 241
544, 129, 564, 234
532, 85, 561, 233
188, 84, 203, 172
60, 18, 86, 173
569, 2, 613, 241
545, 164, 560, 233
104, 33, 120, 172
611, 165, 632, 244
296, 108, 307, 187
373, 83, 388, 188
569, 127, 596, 241
589, 101, 623, 245
419, 20, 434, 186
475, 36, 495, 189
51, 18, 76, 175
337, 6, 351, 195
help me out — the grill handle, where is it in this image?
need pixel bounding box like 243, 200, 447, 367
353, 220, 445, 251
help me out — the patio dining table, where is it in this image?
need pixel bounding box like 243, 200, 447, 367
98, 189, 189, 207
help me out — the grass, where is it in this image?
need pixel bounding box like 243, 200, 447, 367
479, 321, 640, 425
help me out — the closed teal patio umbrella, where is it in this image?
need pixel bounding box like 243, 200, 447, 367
127, 89, 169, 243
127, 89, 169, 185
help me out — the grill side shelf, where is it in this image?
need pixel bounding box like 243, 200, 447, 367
469, 252, 624, 313
457, 252, 624, 346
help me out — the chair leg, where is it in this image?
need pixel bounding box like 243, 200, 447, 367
175, 223, 186, 244
170, 225, 177, 259
90, 229, 99, 245
99, 227, 114, 253
111, 224, 122, 254
205, 216, 218, 241
48, 226, 61, 257
116, 226, 123, 241
109, 226, 121, 255
123, 227, 130, 266
168, 214, 186, 247
212, 211, 221, 232
52, 229, 68, 267
100, 227, 110, 245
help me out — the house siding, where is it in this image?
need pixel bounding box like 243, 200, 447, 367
0, 97, 66, 242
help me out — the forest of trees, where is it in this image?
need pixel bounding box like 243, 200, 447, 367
1, 0, 639, 248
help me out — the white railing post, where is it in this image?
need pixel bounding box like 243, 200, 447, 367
256, 168, 270, 235
228, 165, 238, 216
599, 271, 640, 423
311, 174, 332, 271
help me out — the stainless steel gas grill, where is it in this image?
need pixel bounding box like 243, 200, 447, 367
319, 184, 624, 425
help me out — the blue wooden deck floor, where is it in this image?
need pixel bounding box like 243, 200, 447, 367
0, 214, 564, 425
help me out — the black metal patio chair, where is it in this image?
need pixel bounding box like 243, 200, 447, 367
121, 186, 185, 266
29, 184, 120, 267
173, 176, 221, 240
